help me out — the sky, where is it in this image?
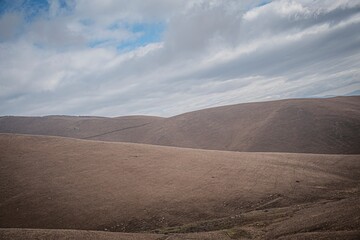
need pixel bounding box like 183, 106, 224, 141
0, 0, 359, 117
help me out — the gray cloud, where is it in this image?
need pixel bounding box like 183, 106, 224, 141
0, 0, 359, 117
0, 12, 23, 41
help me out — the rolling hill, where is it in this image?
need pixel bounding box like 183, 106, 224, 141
0, 134, 359, 239
1, 96, 359, 154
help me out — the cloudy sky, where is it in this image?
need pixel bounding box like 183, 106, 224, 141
0, 0, 359, 117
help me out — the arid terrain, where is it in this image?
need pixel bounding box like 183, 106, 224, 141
1, 96, 360, 154
0, 96, 360, 239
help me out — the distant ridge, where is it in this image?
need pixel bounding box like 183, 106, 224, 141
1, 96, 359, 154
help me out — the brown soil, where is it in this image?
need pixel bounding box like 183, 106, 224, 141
0, 134, 359, 239
1, 96, 359, 154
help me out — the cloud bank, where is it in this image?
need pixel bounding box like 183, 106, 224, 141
0, 0, 359, 116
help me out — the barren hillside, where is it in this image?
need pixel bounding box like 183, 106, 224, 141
0, 134, 359, 239
1, 96, 359, 154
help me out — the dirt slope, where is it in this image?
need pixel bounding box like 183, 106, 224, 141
0, 228, 162, 240
0, 115, 163, 140
1, 96, 359, 154
0, 134, 359, 239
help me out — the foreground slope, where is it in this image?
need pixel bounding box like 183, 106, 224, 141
1, 96, 359, 154
0, 134, 359, 239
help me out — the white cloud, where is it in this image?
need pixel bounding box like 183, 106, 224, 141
0, 0, 359, 116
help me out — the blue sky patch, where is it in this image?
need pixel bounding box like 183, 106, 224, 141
87, 22, 165, 51
257, 0, 272, 7
0, 0, 49, 21
0, 0, 74, 21
79, 18, 94, 26
117, 22, 165, 52
88, 39, 112, 48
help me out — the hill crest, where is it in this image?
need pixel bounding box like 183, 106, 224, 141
1, 96, 359, 154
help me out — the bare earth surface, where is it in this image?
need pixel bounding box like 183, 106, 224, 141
0, 134, 359, 239
1, 96, 360, 154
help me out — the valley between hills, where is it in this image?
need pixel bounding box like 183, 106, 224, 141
1, 96, 359, 240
